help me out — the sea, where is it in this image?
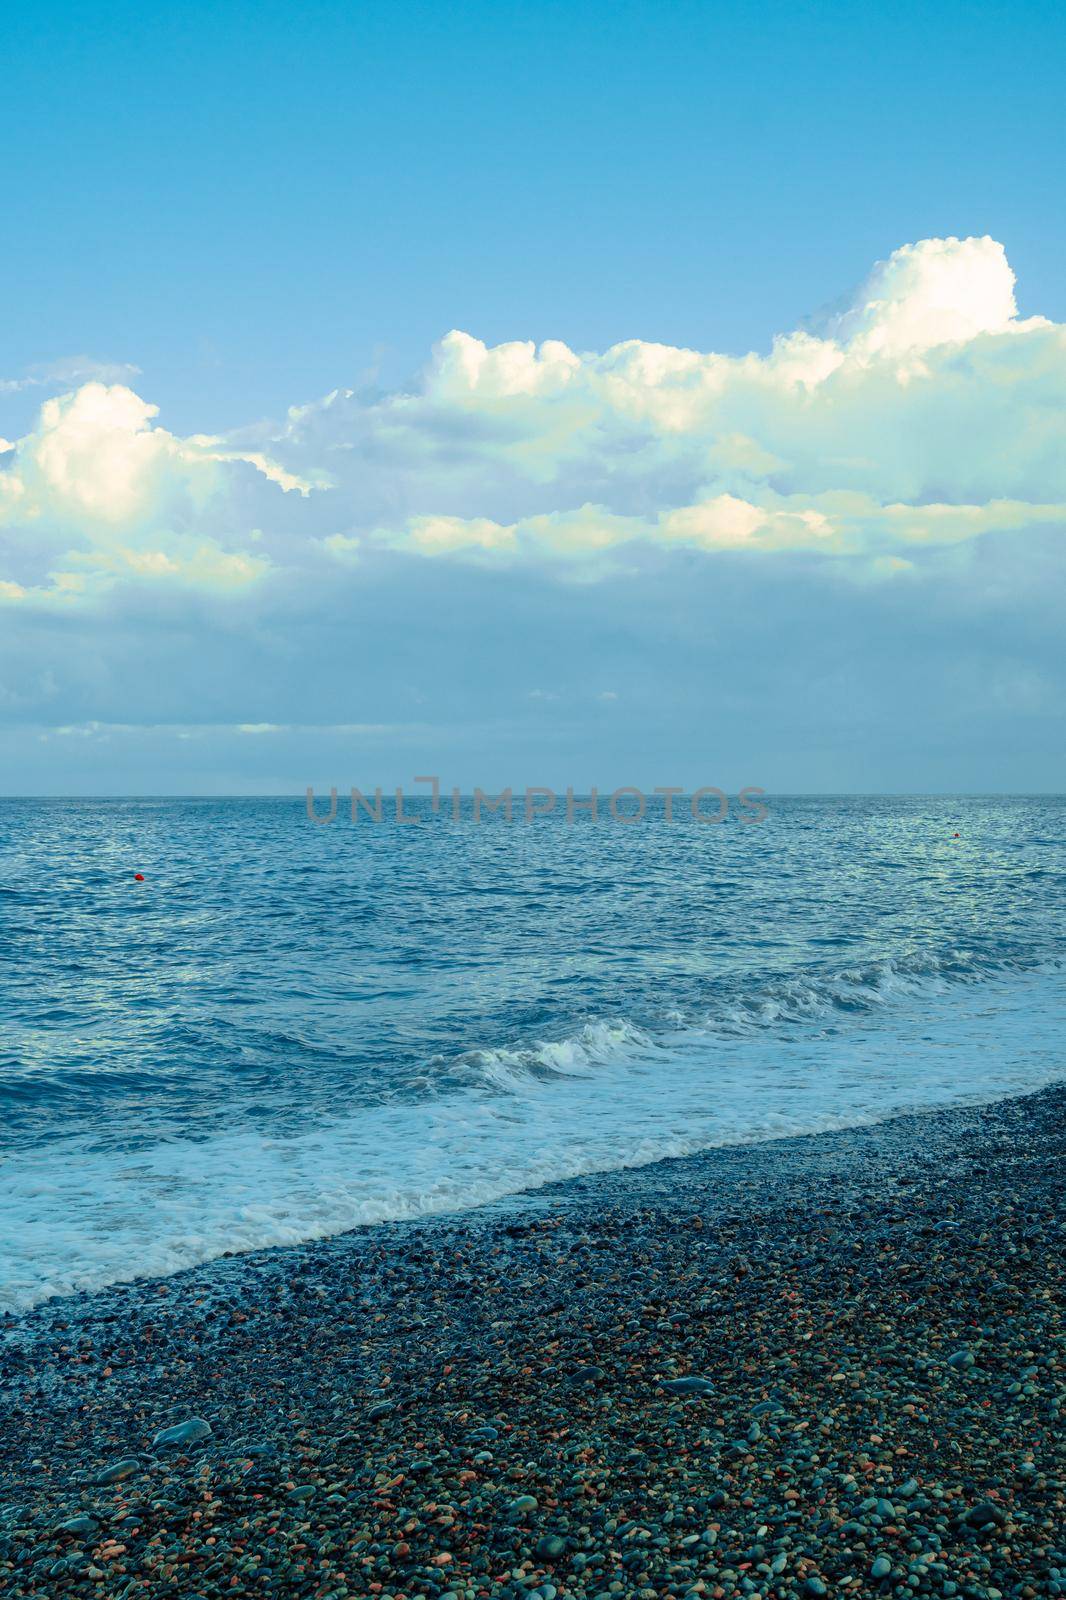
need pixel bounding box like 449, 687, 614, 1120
1, 794, 1063, 1311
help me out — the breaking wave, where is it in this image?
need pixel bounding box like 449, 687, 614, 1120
2, 956, 1061, 1311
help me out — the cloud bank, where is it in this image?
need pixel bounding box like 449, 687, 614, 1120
1, 234, 1064, 604
1, 235, 1064, 791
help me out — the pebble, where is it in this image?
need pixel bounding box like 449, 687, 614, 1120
92, 1459, 140, 1486
967, 1500, 1006, 1527
56, 1516, 99, 1538
0, 1086, 1061, 1600
151, 1417, 212, 1449
661, 1376, 715, 1396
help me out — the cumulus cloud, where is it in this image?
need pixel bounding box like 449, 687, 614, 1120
1, 234, 1064, 610
270, 233, 1064, 578
824, 236, 1044, 358
0, 383, 310, 601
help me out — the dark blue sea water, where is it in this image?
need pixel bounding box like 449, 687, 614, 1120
1, 794, 1063, 1309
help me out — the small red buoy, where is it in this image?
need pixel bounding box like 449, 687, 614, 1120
952, 833, 960, 838
134, 872, 145, 881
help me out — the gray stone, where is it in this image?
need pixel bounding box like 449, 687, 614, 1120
152, 1417, 213, 1450
57, 1515, 100, 1538
662, 1376, 714, 1396
94, 1459, 141, 1486
966, 1501, 1005, 1528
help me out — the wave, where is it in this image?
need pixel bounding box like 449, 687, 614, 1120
462, 1019, 655, 1090
2, 957, 1062, 1312
453, 948, 1061, 1093
1, 947, 1060, 1133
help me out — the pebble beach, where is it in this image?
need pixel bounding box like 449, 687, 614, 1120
1, 1086, 1062, 1600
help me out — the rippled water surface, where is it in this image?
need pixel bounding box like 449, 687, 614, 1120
1, 794, 1063, 1307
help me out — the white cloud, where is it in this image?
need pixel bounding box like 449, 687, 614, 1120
0, 355, 142, 395
2, 235, 1064, 604
825, 236, 1044, 360
396, 513, 520, 556
281, 233, 1064, 576
16, 384, 201, 525
37, 720, 435, 740
377, 491, 1066, 569
427, 331, 583, 400
0, 382, 304, 598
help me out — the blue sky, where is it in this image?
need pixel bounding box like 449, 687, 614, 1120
2, 1, 1065, 792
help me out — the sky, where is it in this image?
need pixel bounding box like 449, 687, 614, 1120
1, 0, 1065, 794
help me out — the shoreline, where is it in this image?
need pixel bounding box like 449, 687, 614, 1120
1, 1084, 1062, 1598
5, 1073, 1064, 1323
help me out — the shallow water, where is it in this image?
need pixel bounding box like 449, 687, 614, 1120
1, 793, 1063, 1308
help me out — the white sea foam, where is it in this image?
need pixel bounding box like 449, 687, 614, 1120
1, 964, 1062, 1311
